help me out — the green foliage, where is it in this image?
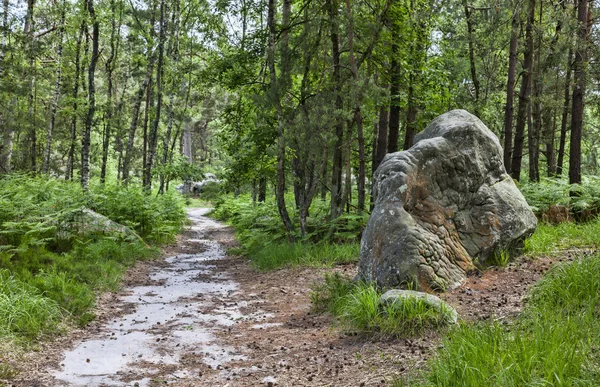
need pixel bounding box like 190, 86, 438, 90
420, 254, 600, 386
152, 155, 204, 183
311, 274, 454, 337
520, 177, 600, 216
524, 217, 600, 255
0, 175, 182, 342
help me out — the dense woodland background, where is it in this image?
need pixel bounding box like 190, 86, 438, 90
0, 0, 597, 234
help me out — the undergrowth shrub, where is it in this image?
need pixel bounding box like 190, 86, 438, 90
0, 174, 185, 342
211, 194, 365, 269
311, 273, 454, 337
521, 176, 600, 219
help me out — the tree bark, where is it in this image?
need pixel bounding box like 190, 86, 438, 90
145, 0, 167, 191
503, 12, 519, 173
529, 0, 543, 183
42, 1, 65, 174
268, 0, 294, 239
463, 0, 480, 113
510, 0, 535, 181
80, 0, 99, 190
66, 18, 86, 181
159, 0, 181, 194
388, 41, 401, 153
556, 48, 573, 176
327, 0, 344, 220
25, 0, 37, 171
100, 0, 120, 183
0, 0, 13, 173
345, 0, 366, 211
569, 0, 589, 185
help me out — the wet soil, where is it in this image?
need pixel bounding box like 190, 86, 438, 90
9, 209, 581, 386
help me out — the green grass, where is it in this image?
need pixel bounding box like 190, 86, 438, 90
524, 217, 600, 255
311, 273, 455, 337
0, 271, 62, 340
416, 253, 600, 386
249, 242, 359, 270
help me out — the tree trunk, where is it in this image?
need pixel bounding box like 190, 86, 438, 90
66, 18, 86, 181
503, 12, 519, 173
42, 2, 65, 174
510, 0, 535, 181
145, 0, 167, 191
463, 0, 480, 113
327, 0, 344, 221
0, 0, 12, 173
404, 74, 417, 149
529, 1, 542, 183
268, 0, 294, 239
159, 0, 180, 194
25, 0, 37, 171
556, 48, 573, 176
101, 0, 120, 183
81, 0, 99, 190
345, 0, 365, 212
569, 0, 589, 185
388, 42, 401, 153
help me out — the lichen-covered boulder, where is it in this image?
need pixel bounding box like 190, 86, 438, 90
358, 110, 537, 291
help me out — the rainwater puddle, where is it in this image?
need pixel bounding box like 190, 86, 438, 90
53, 208, 256, 386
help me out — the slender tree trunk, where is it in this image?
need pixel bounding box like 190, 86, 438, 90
25, 0, 37, 171
529, 1, 543, 183
268, 0, 294, 239
375, 104, 389, 174
159, 0, 180, 194
556, 48, 573, 176
503, 12, 519, 173
145, 0, 167, 191
66, 19, 86, 180
327, 0, 344, 220
569, 0, 589, 185
345, 0, 365, 211
81, 0, 99, 190
463, 0, 480, 113
388, 43, 401, 153
510, 0, 535, 181
0, 0, 12, 173
42, 3, 65, 174
404, 74, 418, 149
101, 0, 119, 183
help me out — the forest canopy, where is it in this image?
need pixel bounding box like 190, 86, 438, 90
0, 0, 597, 234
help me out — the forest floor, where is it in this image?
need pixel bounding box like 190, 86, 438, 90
11, 208, 575, 387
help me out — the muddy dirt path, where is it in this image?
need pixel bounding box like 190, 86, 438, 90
17, 209, 573, 387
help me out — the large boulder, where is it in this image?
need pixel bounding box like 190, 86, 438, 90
358, 110, 537, 291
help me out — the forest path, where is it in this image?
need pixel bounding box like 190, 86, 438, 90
27, 208, 558, 386
51, 208, 257, 385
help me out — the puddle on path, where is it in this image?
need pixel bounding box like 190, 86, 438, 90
53, 208, 263, 386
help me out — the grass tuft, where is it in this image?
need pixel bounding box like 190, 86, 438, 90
311, 274, 454, 337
